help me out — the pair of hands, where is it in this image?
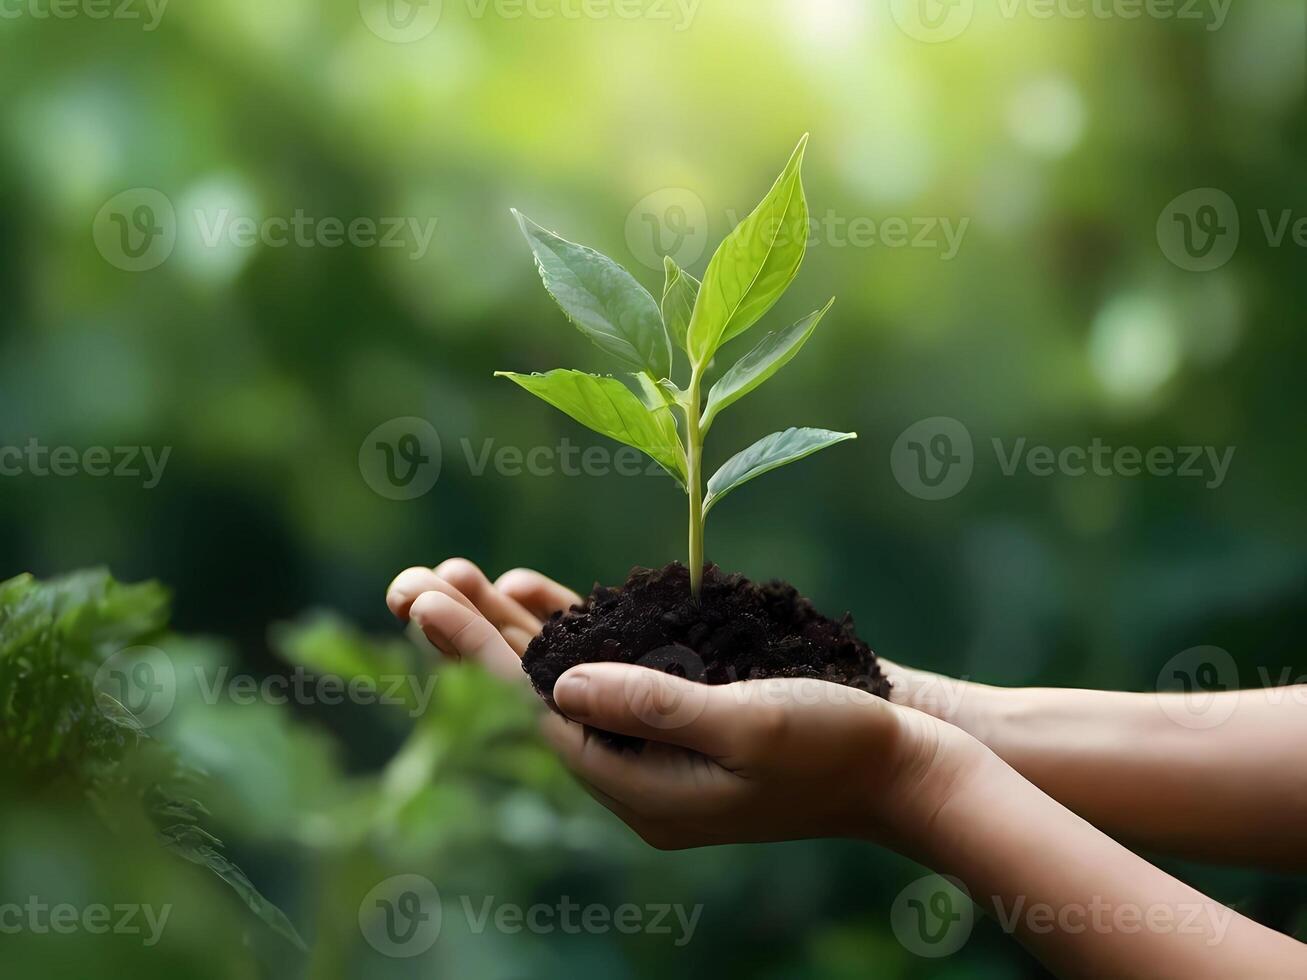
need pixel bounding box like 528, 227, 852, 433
386, 559, 984, 851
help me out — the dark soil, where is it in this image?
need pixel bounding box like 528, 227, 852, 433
523, 563, 890, 745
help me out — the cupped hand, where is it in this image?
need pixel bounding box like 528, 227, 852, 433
385, 560, 987, 851
385, 559, 580, 683
540, 662, 988, 851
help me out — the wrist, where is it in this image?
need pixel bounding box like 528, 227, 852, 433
887, 662, 1011, 747
854, 702, 996, 853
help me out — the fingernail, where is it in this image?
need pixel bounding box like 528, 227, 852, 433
554, 671, 590, 717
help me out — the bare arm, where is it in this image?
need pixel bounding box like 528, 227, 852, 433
388, 561, 1307, 977
887, 662, 1307, 870
916, 749, 1307, 979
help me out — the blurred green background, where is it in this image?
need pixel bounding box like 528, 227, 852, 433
1, 0, 1305, 976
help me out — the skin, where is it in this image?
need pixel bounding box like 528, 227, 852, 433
387, 559, 1307, 979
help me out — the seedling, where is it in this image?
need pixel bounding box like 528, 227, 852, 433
497, 135, 855, 600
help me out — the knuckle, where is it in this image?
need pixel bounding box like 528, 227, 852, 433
435, 557, 484, 594
407, 590, 444, 622
495, 567, 536, 590
750, 702, 791, 747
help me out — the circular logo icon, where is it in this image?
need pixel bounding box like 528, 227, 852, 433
359, 0, 442, 42
359, 417, 442, 501
891, 417, 974, 500
1156, 646, 1239, 730
890, 0, 975, 43
93, 646, 177, 730
1156, 188, 1240, 272
891, 873, 973, 957
93, 188, 177, 272
359, 874, 441, 958
625, 187, 710, 273
621, 645, 709, 732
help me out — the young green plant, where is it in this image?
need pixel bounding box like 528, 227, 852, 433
496, 135, 856, 599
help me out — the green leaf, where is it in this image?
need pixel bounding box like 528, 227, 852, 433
495, 369, 686, 485
686, 135, 810, 365
661, 256, 700, 353
513, 210, 671, 379
702, 298, 833, 430
160, 823, 308, 951
704, 427, 856, 514
631, 371, 674, 413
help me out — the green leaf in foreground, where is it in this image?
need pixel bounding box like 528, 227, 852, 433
686, 134, 810, 365
513, 210, 671, 380
704, 427, 856, 514
701, 297, 834, 430
660, 256, 700, 354
495, 369, 686, 485
160, 823, 308, 951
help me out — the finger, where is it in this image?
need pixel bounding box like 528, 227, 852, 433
494, 568, 582, 620
540, 713, 689, 814
551, 663, 744, 758
409, 590, 525, 681
540, 711, 742, 819
435, 558, 542, 634
387, 566, 477, 621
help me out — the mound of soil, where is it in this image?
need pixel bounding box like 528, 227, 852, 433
523, 563, 890, 744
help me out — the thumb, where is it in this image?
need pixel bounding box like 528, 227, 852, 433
552, 663, 735, 756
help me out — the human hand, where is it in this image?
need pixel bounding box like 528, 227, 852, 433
385, 561, 987, 851
539, 662, 988, 851
385, 559, 579, 683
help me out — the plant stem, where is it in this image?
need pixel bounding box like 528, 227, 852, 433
685, 363, 705, 600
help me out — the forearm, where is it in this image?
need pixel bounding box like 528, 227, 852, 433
888, 664, 1307, 868
897, 750, 1307, 979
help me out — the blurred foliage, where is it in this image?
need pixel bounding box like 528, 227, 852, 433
1, 0, 1305, 976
